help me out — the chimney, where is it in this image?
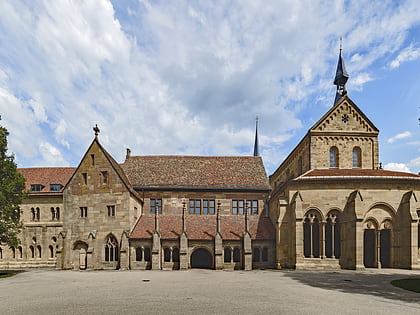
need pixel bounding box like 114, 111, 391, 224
126, 148, 131, 160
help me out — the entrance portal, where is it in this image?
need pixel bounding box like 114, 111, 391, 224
190, 248, 212, 269
380, 229, 391, 268
363, 229, 376, 268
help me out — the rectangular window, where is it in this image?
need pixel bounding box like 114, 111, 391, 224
91, 154, 95, 166
50, 184, 62, 192
232, 200, 238, 215
202, 200, 215, 215
82, 173, 87, 185
80, 207, 88, 218
150, 199, 162, 214
189, 199, 204, 214
101, 171, 108, 184
232, 200, 258, 215
107, 205, 115, 217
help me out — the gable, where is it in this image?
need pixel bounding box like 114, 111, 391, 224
310, 95, 379, 134
64, 138, 142, 202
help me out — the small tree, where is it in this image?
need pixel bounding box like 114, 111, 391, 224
0, 117, 26, 247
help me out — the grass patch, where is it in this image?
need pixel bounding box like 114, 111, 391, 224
0, 272, 17, 279
391, 278, 420, 293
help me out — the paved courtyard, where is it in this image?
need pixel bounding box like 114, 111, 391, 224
1, 268, 420, 314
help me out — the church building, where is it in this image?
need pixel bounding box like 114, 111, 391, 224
0, 49, 419, 270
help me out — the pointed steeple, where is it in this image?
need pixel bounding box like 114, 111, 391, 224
333, 37, 349, 104
253, 116, 259, 156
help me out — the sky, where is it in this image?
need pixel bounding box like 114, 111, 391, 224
0, 0, 419, 175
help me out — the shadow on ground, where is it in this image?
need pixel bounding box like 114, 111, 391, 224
282, 270, 420, 303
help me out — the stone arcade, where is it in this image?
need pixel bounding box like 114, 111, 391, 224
0, 50, 419, 270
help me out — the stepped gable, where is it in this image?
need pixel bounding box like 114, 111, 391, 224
19, 167, 75, 194
121, 155, 270, 190
130, 215, 275, 240
296, 168, 420, 181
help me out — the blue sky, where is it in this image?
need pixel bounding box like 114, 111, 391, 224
0, 0, 419, 175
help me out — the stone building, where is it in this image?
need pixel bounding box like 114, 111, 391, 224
0, 49, 419, 270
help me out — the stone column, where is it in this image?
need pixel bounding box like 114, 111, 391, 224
180, 200, 189, 269
214, 201, 223, 270
355, 219, 365, 270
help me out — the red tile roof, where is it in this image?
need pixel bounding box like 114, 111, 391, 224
121, 156, 270, 190
296, 169, 420, 180
130, 215, 275, 240
19, 167, 75, 194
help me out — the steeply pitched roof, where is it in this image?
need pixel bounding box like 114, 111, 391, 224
121, 156, 270, 191
19, 167, 75, 195
130, 215, 275, 240
296, 168, 420, 181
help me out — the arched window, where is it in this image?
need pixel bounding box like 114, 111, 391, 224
11, 247, 15, 259
104, 235, 118, 262
144, 247, 151, 262
31, 208, 35, 221
37, 245, 42, 258
233, 248, 241, 263
0, 247, 2, 259
56, 207, 60, 220
29, 245, 35, 259
253, 247, 260, 262
304, 211, 321, 258
51, 207, 55, 220
330, 147, 339, 168
262, 248, 268, 262
352, 147, 361, 168
18, 246, 23, 259
136, 248, 142, 261
49, 245, 54, 258
224, 247, 231, 263
163, 248, 171, 262
172, 248, 180, 262
325, 211, 341, 258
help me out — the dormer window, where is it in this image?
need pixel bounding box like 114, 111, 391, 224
30, 184, 44, 192
50, 184, 62, 192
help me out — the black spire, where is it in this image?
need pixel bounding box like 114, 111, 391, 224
333, 37, 349, 104
253, 117, 259, 157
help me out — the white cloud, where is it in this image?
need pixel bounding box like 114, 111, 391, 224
389, 44, 420, 69
0, 0, 420, 174
39, 142, 68, 166
384, 162, 411, 173
387, 131, 412, 143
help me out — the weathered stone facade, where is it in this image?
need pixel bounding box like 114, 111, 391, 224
269, 96, 420, 270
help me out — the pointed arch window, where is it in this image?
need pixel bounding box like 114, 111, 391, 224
104, 235, 118, 262
329, 147, 339, 168
352, 147, 362, 168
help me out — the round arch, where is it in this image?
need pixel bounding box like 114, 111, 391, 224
190, 247, 213, 269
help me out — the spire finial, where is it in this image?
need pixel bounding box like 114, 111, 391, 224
93, 124, 100, 137
333, 37, 349, 104
253, 116, 259, 157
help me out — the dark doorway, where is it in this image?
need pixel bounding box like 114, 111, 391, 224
380, 229, 391, 268
364, 229, 376, 268
190, 248, 212, 269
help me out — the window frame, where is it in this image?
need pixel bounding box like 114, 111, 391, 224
107, 205, 115, 217
80, 207, 88, 218
150, 199, 162, 214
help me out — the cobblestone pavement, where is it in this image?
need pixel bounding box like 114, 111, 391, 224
1, 268, 420, 314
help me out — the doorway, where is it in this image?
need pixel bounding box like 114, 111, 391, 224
190, 248, 212, 269
363, 229, 376, 268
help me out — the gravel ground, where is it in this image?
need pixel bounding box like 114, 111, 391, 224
1, 268, 420, 314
